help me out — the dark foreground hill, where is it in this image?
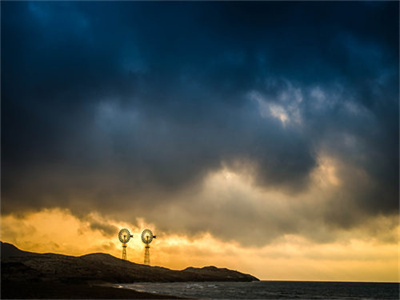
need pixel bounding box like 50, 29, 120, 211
1, 242, 259, 284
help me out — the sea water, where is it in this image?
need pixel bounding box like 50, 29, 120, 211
119, 281, 399, 299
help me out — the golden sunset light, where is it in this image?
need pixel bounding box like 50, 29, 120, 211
2, 206, 398, 283
2, 1, 399, 299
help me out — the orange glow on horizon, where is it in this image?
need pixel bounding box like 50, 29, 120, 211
1, 208, 399, 283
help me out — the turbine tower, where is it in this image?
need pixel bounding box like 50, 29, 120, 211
118, 228, 133, 260
141, 229, 156, 265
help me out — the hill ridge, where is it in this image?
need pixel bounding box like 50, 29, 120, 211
1, 241, 259, 283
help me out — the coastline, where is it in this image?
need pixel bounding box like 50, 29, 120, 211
1, 242, 255, 299
1, 281, 184, 299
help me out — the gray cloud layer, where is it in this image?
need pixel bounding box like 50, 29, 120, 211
2, 2, 398, 245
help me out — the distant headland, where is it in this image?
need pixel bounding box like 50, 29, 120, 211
1, 241, 259, 298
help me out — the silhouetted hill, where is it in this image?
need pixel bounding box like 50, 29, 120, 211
1, 241, 37, 259
1, 242, 259, 284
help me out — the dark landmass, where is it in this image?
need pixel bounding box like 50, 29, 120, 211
2, 281, 182, 299
1, 241, 258, 299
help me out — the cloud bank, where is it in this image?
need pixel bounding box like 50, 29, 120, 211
2, 2, 398, 246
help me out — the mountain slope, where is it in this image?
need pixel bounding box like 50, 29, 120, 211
1, 242, 259, 283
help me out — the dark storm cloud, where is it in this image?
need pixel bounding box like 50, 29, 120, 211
2, 2, 398, 245
86, 218, 119, 237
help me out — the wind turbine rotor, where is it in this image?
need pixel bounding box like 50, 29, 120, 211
141, 229, 156, 244
118, 228, 133, 243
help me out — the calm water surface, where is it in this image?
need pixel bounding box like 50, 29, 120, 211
119, 281, 399, 299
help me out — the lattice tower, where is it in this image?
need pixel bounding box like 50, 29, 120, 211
118, 228, 132, 261
144, 244, 150, 265
122, 243, 127, 260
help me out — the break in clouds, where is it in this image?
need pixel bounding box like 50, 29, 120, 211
2, 2, 399, 246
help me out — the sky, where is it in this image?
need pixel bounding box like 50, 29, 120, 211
1, 1, 399, 282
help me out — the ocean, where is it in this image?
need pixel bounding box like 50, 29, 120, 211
118, 281, 399, 299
